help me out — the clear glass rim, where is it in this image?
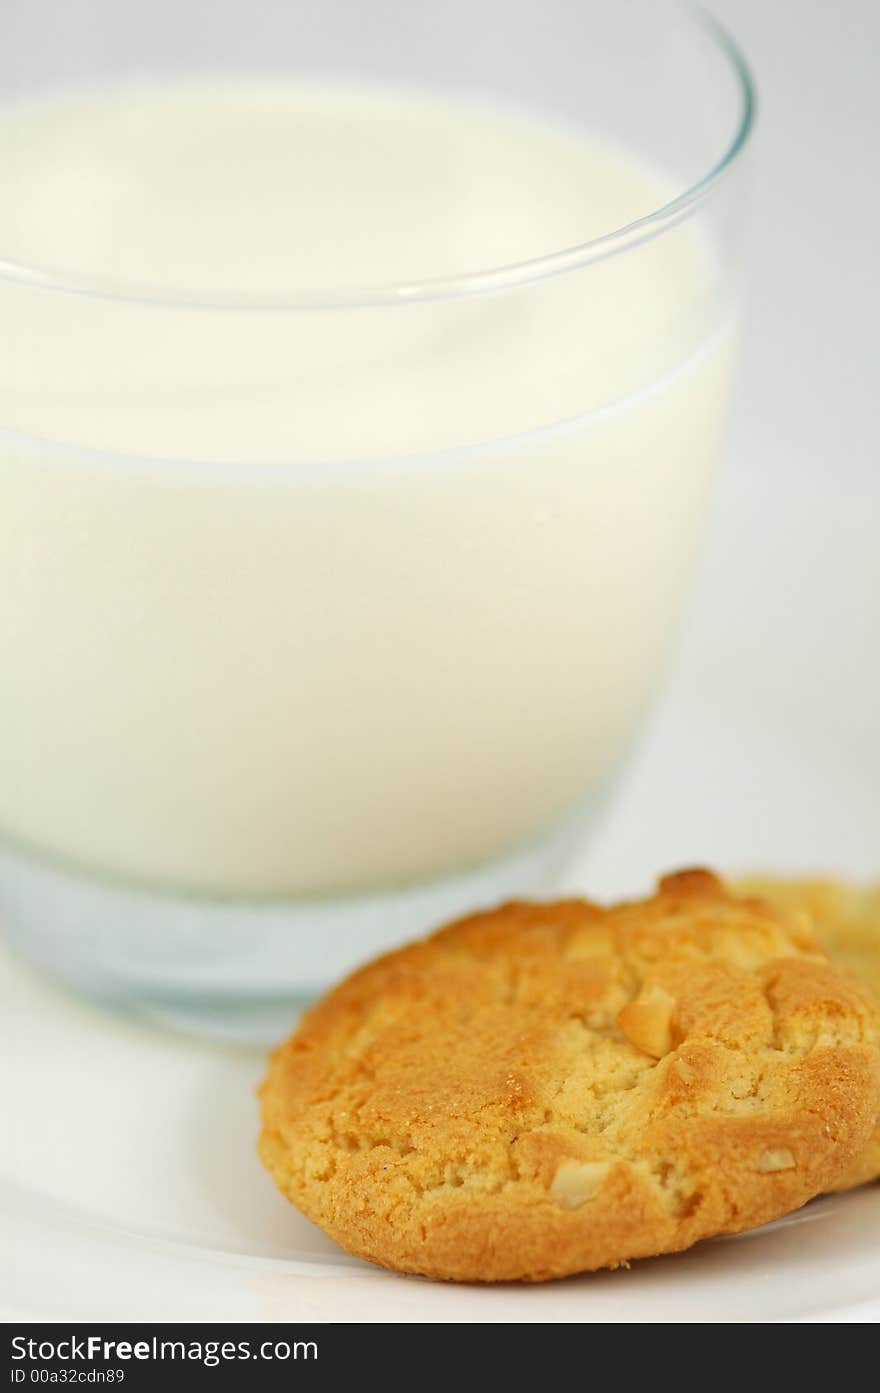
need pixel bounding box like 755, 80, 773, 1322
0, 2, 754, 312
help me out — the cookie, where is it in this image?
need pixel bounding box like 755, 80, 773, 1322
735, 877, 880, 1191
259, 870, 880, 1281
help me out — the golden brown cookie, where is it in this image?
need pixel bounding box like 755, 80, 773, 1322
736, 877, 880, 1191
259, 870, 880, 1282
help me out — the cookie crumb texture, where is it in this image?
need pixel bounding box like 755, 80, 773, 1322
736, 876, 880, 1193
259, 870, 880, 1281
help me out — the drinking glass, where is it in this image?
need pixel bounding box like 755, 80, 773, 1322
0, 0, 754, 1033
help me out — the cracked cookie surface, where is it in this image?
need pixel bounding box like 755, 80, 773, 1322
736, 876, 880, 1192
259, 870, 880, 1281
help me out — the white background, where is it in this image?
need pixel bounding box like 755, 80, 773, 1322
717, 0, 878, 490
579, 0, 880, 895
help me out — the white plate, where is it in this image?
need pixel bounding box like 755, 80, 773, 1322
3, 926, 880, 1324
3, 921, 880, 1324
3, 464, 880, 1322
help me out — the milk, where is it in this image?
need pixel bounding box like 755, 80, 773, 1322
0, 82, 735, 897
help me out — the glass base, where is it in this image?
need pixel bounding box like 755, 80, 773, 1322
0, 809, 594, 1041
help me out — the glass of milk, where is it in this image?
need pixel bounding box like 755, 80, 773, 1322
0, 0, 753, 1032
